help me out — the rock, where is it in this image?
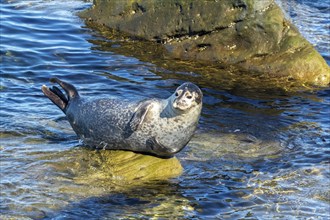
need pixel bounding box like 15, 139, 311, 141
71, 149, 183, 187
187, 132, 283, 160
79, 0, 330, 86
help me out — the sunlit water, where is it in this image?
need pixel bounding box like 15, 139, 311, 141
1, 0, 329, 219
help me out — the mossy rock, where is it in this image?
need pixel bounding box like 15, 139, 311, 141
71, 149, 183, 187
80, 0, 330, 87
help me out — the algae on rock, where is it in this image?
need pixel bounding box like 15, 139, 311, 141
72, 150, 183, 187
80, 0, 329, 87
47, 148, 183, 193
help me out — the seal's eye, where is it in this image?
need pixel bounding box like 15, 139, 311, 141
186, 95, 192, 99
175, 92, 179, 97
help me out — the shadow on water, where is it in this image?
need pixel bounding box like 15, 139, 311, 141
44, 182, 192, 219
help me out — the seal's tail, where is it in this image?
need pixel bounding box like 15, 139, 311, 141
41, 78, 79, 112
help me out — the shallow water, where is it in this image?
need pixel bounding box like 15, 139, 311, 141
1, 0, 329, 219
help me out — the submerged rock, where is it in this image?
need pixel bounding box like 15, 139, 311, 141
80, 0, 329, 86
66, 149, 183, 187
186, 132, 283, 160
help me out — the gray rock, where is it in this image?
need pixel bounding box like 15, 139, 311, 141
80, 0, 330, 86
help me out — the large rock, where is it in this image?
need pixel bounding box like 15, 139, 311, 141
50, 149, 183, 190
80, 0, 330, 86
72, 150, 183, 187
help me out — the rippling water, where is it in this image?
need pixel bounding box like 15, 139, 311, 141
1, 0, 329, 219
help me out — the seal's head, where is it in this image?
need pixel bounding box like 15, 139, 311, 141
172, 82, 203, 111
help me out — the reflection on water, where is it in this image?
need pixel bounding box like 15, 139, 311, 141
1, 0, 329, 219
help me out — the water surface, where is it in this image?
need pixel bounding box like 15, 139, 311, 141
1, 0, 329, 219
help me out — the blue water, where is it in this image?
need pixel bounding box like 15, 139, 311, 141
1, 0, 329, 219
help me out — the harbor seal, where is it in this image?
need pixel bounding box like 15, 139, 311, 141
42, 78, 203, 157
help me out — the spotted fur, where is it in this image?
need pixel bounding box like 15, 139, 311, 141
42, 78, 203, 157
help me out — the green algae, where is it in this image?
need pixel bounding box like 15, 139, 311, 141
42, 148, 182, 194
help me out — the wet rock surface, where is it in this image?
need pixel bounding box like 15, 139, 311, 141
49, 148, 183, 189
80, 0, 329, 86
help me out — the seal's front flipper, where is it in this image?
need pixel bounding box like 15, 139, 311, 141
123, 101, 153, 138
42, 85, 67, 112
129, 101, 153, 131
146, 137, 181, 158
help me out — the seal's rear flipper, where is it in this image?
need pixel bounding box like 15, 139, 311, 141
42, 85, 67, 112
50, 78, 79, 99
42, 78, 80, 112
50, 85, 68, 103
